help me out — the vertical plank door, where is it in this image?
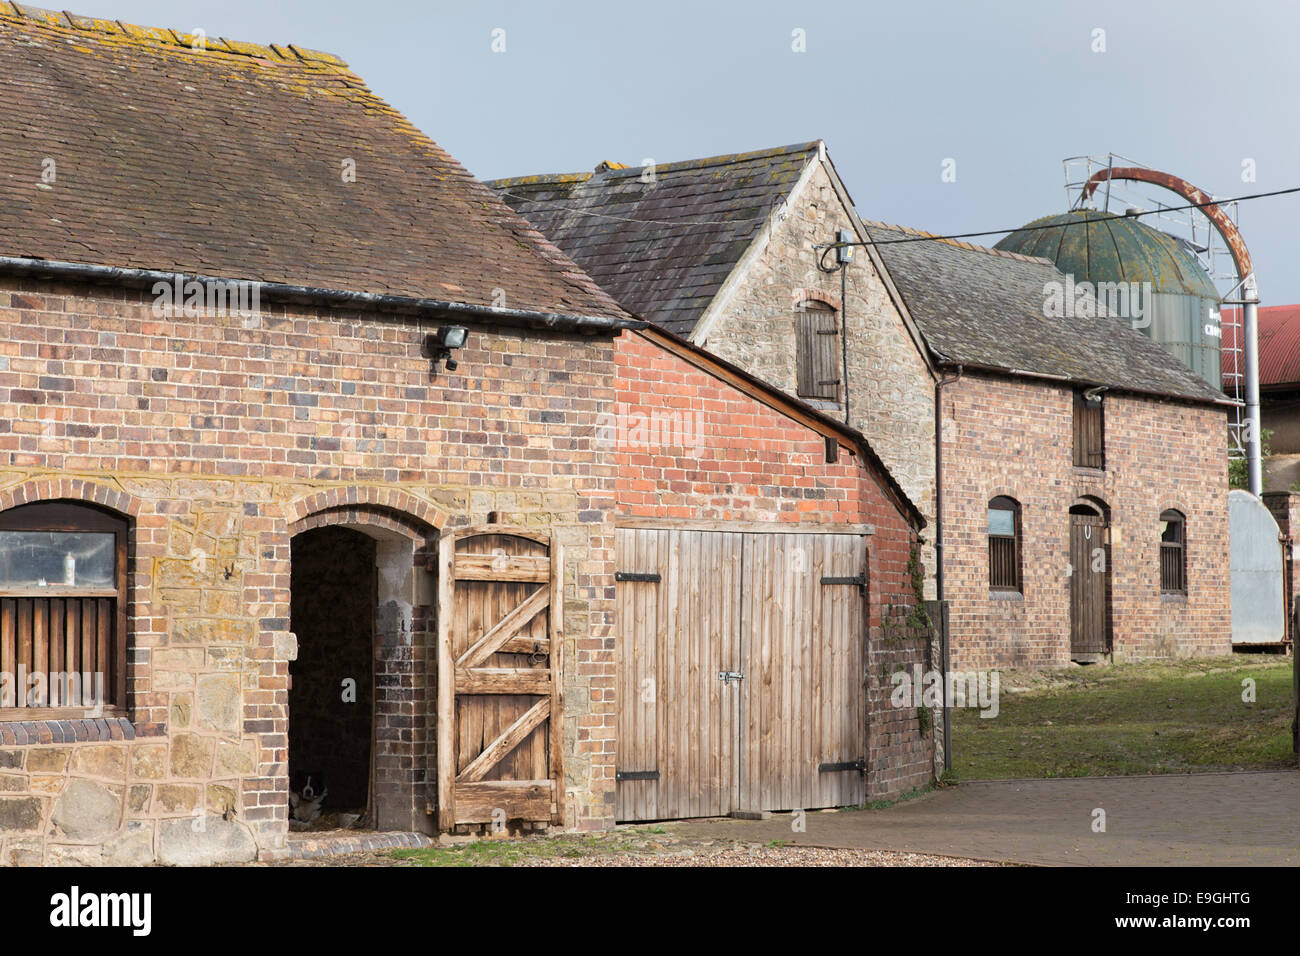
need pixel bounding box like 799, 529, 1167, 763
740, 533, 867, 814
614, 528, 742, 821
1069, 509, 1110, 658
435, 528, 562, 831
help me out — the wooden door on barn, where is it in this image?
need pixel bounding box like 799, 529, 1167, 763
1069, 501, 1111, 659
434, 527, 563, 832
615, 528, 867, 821
740, 533, 866, 814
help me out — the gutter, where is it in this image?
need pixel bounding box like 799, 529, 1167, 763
0, 255, 644, 334
956, 360, 1233, 410
934, 364, 962, 775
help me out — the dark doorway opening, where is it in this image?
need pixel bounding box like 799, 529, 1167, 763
289, 526, 376, 826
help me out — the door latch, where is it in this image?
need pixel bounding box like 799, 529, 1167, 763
718, 671, 744, 683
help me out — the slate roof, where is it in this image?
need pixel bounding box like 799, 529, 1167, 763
488, 143, 819, 336
0, 5, 629, 323
862, 222, 1229, 405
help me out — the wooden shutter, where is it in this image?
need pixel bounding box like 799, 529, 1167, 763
1073, 391, 1104, 468
796, 302, 841, 401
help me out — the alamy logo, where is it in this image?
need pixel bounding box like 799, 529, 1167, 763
0, 668, 105, 715
891, 666, 1000, 718
49, 886, 151, 936
152, 274, 261, 322
1043, 275, 1151, 330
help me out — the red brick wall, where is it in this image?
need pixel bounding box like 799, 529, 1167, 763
613, 331, 934, 798
940, 372, 1231, 670
0, 277, 620, 863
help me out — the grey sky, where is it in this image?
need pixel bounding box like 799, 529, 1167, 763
92, 0, 1300, 302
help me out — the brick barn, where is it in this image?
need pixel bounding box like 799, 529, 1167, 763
0, 9, 931, 865
493, 141, 1235, 671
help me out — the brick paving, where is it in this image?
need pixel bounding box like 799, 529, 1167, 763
669, 771, 1300, 866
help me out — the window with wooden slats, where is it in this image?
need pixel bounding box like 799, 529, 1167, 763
1073, 390, 1105, 468
988, 496, 1022, 592
1160, 510, 1187, 594
795, 300, 841, 402
0, 502, 128, 717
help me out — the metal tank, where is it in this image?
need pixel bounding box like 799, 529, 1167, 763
994, 209, 1223, 388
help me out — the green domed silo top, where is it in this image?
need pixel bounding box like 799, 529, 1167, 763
994, 210, 1220, 300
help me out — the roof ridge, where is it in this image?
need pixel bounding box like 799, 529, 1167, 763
0, 3, 348, 68
488, 141, 820, 189
594, 141, 820, 180
486, 172, 593, 189
862, 218, 1054, 264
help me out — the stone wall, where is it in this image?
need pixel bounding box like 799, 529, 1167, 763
0, 277, 619, 865
940, 371, 1232, 670
695, 160, 938, 597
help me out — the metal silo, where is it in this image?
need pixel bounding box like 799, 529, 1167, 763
994, 209, 1223, 388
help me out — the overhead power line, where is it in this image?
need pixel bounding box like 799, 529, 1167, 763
498, 181, 1300, 243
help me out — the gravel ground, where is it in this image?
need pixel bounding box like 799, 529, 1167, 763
510, 844, 998, 867
251, 832, 999, 867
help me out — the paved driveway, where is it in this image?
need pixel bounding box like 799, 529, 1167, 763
668, 771, 1300, 866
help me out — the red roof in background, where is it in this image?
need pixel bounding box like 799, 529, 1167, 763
1221, 305, 1300, 388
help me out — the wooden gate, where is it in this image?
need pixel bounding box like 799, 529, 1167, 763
435, 527, 563, 831
1069, 503, 1111, 659
615, 528, 866, 821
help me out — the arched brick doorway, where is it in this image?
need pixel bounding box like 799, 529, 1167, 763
287, 501, 437, 834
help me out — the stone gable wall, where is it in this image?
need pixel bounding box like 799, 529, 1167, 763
695, 161, 938, 597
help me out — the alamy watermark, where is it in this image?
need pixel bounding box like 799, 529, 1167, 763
891, 666, 1000, 718
151, 274, 262, 324
1043, 275, 1151, 330
0, 667, 106, 715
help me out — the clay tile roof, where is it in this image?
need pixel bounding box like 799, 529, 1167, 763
0, 5, 630, 322
487, 142, 820, 337
862, 221, 1228, 405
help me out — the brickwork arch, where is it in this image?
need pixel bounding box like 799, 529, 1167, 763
286, 487, 446, 539
0, 476, 141, 517
792, 289, 841, 312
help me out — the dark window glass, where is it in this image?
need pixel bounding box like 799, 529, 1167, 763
988, 496, 1021, 592
1160, 510, 1186, 594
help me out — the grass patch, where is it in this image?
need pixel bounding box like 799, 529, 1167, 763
837, 783, 933, 811
390, 831, 652, 867
952, 656, 1295, 779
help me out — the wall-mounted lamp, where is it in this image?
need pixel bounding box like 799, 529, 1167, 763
426, 325, 467, 372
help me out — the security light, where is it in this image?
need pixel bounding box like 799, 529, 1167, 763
426, 325, 467, 372
436, 325, 468, 349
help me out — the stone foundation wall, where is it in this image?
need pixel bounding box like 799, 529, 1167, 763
0, 277, 619, 864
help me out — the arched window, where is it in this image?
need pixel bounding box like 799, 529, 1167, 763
988, 496, 1022, 592
1160, 510, 1187, 594
0, 501, 128, 716
795, 299, 841, 401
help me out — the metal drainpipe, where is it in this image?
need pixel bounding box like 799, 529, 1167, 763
934, 364, 961, 774
1244, 275, 1263, 496
841, 262, 851, 425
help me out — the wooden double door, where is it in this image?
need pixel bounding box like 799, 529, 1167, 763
615, 528, 868, 821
